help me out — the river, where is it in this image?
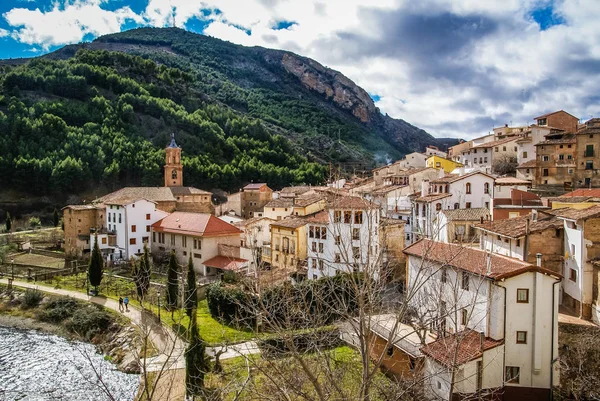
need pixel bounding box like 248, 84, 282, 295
0, 325, 139, 401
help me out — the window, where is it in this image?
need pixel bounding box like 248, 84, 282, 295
108, 214, 111, 222
319, 260, 324, 270
454, 203, 459, 209
466, 183, 471, 194
170, 234, 175, 246
462, 272, 469, 291
142, 236, 149, 243
334, 211, 342, 223
436, 162, 441, 167
321, 228, 327, 239
335, 253, 341, 263
353, 247, 360, 259
129, 238, 137, 245
335, 235, 341, 245
484, 183, 490, 194
101, 237, 107, 245
194, 253, 201, 259
441, 268, 447, 283
505, 366, 520, 383
436, 203, 442, 211
131, 225, 136, 233
567, 154, 573, 160
146, 225, 150, 232
318, 243, 324, 253
570, 268, 577, 282
461, 309, 467, 325
312, 242, 317, 252
387, 346, 394, 357
309, 226, 314, 238
522, 151, 528, 158
559, 154, 564, 160
538, 117, 547, 125
516, 239, 521, 247
354, 211, 363, 224
146, 213, 151, 220
516, 331, 527, 344
153, 232, 156, 242
586, 161, 594, 170
352, 228, 360, 240
568, 168, 574, 174
466, 202, 472, 208
543, 168, 549, 177
585, 144, 594, 157
516, 288, 530, 304
495, 147, 499, 152
344, 211, 352, 224
182, 236, 187, 247
503, 146, 507, 151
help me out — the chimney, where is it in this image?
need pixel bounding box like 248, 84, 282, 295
536, 253, 542, 267
480, 331, 485, 351
532, 209, 538, 222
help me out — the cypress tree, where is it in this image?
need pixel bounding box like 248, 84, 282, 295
166, 250, 179, 312
185, 313, 207, 398
5, 212, 11, 232
88, 235, 104, 293
134, 243, 152, 303
53, 208, 59, 227
185, 254, 197, 318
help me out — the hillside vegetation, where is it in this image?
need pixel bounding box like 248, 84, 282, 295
0, 49, 326, 195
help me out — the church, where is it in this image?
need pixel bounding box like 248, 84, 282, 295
63, 134, 214, 257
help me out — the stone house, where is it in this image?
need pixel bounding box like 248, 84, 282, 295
63, 204, 105, 257
240, 183, 273, 219
263, 217, 308, 271
534, 110, 579, 133
534, 131, 576, 189
435, 208, 490, 244
574, 118, 600, 188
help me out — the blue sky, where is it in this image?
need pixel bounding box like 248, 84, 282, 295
0, 0, 598, 138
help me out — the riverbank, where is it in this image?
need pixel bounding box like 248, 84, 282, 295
0, 286, 143, 374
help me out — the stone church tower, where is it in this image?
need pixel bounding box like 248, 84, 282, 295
164, 133, 183, 187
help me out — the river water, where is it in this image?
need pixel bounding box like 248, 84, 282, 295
0, 326, 139, 401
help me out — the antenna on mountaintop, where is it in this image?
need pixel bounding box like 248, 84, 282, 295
171, 8, 176, 28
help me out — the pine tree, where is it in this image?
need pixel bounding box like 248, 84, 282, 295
185, 254, 197, 318
88, 235, 104, 294
53, 209, 59, 227
185, 312, 207, 398
133, 243, 152, 304
166, 250, 179, 312
5, 212, 11, 232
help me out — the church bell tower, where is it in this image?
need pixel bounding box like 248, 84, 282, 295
164, 133, 183, 187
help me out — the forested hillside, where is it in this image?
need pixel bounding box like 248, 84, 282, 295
0, 50, 326, 195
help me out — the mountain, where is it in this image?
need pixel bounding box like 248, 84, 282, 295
0, 27, 455, 197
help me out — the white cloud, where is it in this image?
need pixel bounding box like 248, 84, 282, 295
3, 0, 143, 49
0, 28, 9, 38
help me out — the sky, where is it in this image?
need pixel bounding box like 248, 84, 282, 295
0, 0, 598, 139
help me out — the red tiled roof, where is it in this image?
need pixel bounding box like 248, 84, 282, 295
517, 160, 537, 169
327, 196, 378, 210
305, 210, 329, 224
415, 193, 452, 202
536, 135, 576, 145
421, 329, 503, 367
475, 214, 563, 237
403, 239, 558, 280
271, 217, 309, 229
561, 189, 600, 198
203, 255, 248, 271
152, 212, 241, 237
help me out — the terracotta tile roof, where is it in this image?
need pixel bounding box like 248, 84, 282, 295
441, 208, 490, 221
170, 186, 212, 196
279, 186, 313, 195
561, 189, 600, 198
474, 214, 563, 237
380, 217, 406, 227
430, 171, 494, 184
370, 184, 407, 195
536, 135, 576, 145
494, 177, 531, 185
327, 196, 378, 210
294, 195, 325, 208
548, 196, 595, 204
243, 183, 269, 190
97, 187, 176, 204
305, 210, 329, 224
265, 198, 294, 208
552, 205, 600, 221
202, 255, 248, 271
403, 239, 558, 280
152, 212, 241, 237
271, 217, 309, 229
391, 167, 432, 176
517, 160, 537, 169
421, 329, 504, 367
472, 136, 520, 149
415, 193, 452, 202
534, 110, 578, 120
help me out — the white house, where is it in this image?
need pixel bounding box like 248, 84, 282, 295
396, 152, 428, 170
424, 146, 448, 158
461, 136, 520, 174
403, 239, 561, 400
97, 199, 169, 261
552, 205, 600, 323
412, 171, 495, 240
306, 198, 380, 280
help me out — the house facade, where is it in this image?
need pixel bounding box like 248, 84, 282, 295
404, 239, 561, 401
241, 183, 273, 218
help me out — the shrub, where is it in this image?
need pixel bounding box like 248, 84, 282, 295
28, 216, 41, 228
206, 283, 257, 329
22, 289, 43, 309
258, 327, 342, 358
65, 305, 113, 339
37, 296, 79, 323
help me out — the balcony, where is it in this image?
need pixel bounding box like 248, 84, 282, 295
90, 227, 116, 235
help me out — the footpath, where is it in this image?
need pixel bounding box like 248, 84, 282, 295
0, 278, 261, 401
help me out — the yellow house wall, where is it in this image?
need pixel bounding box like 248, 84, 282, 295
426, 156, 463, 173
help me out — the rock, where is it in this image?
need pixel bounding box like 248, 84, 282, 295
119, 352, 140, 374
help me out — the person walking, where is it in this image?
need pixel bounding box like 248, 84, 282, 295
118, 297, 124, 312
124, 296, 129, 312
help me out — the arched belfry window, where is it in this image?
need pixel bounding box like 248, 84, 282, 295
172, 169, 178, 179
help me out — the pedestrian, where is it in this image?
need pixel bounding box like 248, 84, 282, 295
124, 296, 129, 312
118, 297, 124, 312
